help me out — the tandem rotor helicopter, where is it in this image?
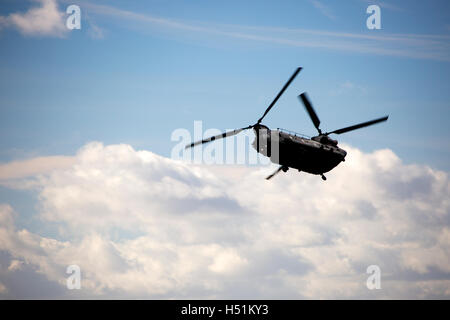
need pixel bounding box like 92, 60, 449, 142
186, 67, 388, 180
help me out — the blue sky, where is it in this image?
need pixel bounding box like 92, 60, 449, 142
0, 0, 449, 169
0, 0, 450, 299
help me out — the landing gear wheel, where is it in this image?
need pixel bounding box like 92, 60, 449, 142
321, 174, 327, 181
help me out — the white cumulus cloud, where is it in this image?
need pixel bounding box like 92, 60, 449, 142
0, 141, 449, 299
0, 0, 67, 37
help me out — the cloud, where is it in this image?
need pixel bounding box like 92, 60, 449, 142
0, 0, 67, 37
0, 282, 6, 294
308, 0, 337, 20
0, 156, 75, 181
87, 22, 104, 39
7, 260, 24, 272
0, 141, 449, 299
79, 2, 450, 61
331, 80, 368, 95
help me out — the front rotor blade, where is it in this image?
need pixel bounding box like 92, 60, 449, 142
257, 67, 302, 124
326, 116, 389, 135
299, 92, 321, 134
185, 126, 252, 149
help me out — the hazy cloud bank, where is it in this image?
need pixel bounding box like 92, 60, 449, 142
0, 141, 449, 299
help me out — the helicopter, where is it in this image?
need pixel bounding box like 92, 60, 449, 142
186, 67, 388, 180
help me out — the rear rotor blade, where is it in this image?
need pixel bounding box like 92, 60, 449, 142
185, 126, 252, 149
325, 116, 389, 135
299, 92, 321, 134
257, 67, 302, 124
265, 166, 284, 180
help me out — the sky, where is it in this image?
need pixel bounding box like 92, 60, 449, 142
0, 0, 449, 299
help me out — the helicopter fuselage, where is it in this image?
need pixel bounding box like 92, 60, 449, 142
252, 126, 347, 175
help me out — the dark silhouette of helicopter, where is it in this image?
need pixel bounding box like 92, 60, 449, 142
186, 67, 388, 180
